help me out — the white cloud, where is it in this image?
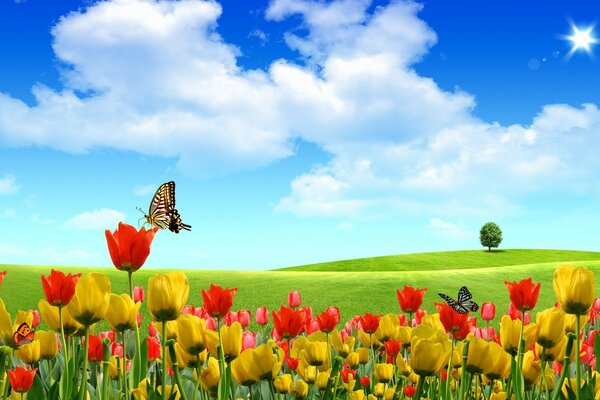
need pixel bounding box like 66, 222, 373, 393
66, 208, 126, 230
133, 183, 156, 196
248, 29, 268, 45
0, 174, 18, 195
428, 218, 471, 239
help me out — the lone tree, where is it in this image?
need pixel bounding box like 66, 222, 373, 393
480, 222, 503, 251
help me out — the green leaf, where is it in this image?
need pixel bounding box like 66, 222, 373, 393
132, 334, 149, 387
28, 374, 48, 400
594, 331, 600, 372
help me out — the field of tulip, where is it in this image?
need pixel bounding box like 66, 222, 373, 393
0, 222, 599, 400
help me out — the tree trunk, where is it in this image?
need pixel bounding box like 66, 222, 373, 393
488, 246, 491, 251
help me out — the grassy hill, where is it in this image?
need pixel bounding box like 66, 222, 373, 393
1, 249, 599, 330
277, 249, 600, 271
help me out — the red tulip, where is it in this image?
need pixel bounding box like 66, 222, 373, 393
384, 339, 402, 356
87, 334, 104, 362
182, 305, 196, 316
441, 370, 448, 381
285, 357, 299, 370
111, 343, 124, 358
404, 385, 417, 397
133, 286, 145, 303
105, 222, 157, 272
242, 331, 256, 351
398, 314, 407, 326
504, 277, 541, 312
508, 303, 531, 324
41, 269, 81, 306
360, 376, 370, 387
271, 306, 307, 339
0, 271, 6, 287
437, 303, 469, 337
148, 323, 158, 337
8, 366, 37, 393
351, 316, 363, 331
316, 306, 340, 333
201, 284, 238, 318
255, 306, 269, 325
413, 309, 427, 326
147, 336, 161, 361
396, 286, 427, 313
28, 310, 40, 328
340, 367, 357, 383
237, 310, 251, 328
288, 290, 301, 308
481, 302, 496, 321
305, 318, 320, 334
99, 331, 115, 342
359, 313, 381, 334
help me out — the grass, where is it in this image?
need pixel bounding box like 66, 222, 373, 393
2, 249, 600, 330
277, 249, 600, 271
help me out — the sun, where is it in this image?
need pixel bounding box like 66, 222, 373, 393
563, 22, 597, 58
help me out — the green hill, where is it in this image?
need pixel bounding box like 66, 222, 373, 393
276, 249, 600, 271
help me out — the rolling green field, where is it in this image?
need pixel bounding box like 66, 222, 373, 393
1, 249, 600, 330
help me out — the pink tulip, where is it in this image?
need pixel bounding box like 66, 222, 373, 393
29, 310, 40, 328
237, 310, 251, 328
223, 312, 238, 326
305, 318, 320, 334
206, 317, 217, 330
99, 331, 115, 342
255, 306, 269, 325
242, 331, 256, 351
345, 321, 353, 334
182, 305, 196, 315
508, 303, 531, 324
288, 290, 301, 308
339, 329, 349, 342
594, 298, 600, 312
481, 302, 496, 321
133, 286, 145, 303
112, 343, 124, 357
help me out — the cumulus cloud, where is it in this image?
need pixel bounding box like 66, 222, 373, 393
0, 174, 18, 195
66, 208, 126, 230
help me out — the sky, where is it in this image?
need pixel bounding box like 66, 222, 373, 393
0, 0, 599, 270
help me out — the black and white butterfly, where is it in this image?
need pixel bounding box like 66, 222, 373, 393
138, 181, 191, 234
438, 286, 479, 314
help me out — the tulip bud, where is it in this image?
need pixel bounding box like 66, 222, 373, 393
255, 306, 269, 325
357, 348, 370, 364
242, 331, 255, 351
481, 302, 496, 321
360, 376, 370, 387
99, 331, 115, 342
111, 342, 124, 358
29, 310, 40, 328
182, 305, 196, 315
404, 385, 417, 397
237, 310, 251, 328
133, 285, 144, 303
206, 317, 217, 330
594, 298, 600, 312
288, 290, 301, 308
148, 323, 158, 337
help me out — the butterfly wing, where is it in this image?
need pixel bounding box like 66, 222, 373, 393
438, 293, 468, 314
145, 182, 176, 230
457, 286, 473, 302
168, 209, 192, 233
462, 300, 479, 312
13, 322, 33, 346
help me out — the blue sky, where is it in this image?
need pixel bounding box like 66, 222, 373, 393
0, 0, 599, 270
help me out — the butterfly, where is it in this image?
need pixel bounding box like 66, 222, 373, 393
139, 181, 191, 234
438, 286, 479, 314
13, 322, 35, 346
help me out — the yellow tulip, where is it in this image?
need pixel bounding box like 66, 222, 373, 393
38, 299, 82, 335
410, 330, 451, 376
384, 388, 395, 400
176, 315, 208, 355
357, 347, 370, 364
67, 273, 111, 326
397, 326, 411, 344
346, 352, 359, 367
231, 349, 259, 386
483, 342, 511, 380
549, 335, 578, 364
375, 314, 400, 342
220, 322, 242, 361
564, 314, 589, 333
373, 383, 386, 397
500, 315, 536, 356
298, 363, 318, 384
350, 390, 366, 400
395, 354, 411, 376
535, 308, 565, 348
316, 370, 330, 390
132, 377, 180, 400
201, 357, 220, 395
358, 330, 382, 348
106, 294, 140, 332
170, 342, 201, 369
490, 393, 508, 400
521, 351, 541, 389
330, 330, 356, 358
152, 320, 178, 340
108, 356, 119, 379
147, 272, 189, 322
274, 374, 292, 393
0, 302, 33, 348
35, 331, 58, 360
466, 336, 491, 374
15, 340, 40, 364
231, 344, 283, 385
421, 313, 444, 332
374, 363, 394, 383
291, 380, 308, 398
300, 341, 328, 366
553, 264, 595, 315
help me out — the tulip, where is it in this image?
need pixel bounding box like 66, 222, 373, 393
316, 370, 330, 390
170, 342, 202, 369
274, 374, 292, 393
396, 286, 427, 313
107, 356, 120, 379
207, 321, 242, 361
41, 270, 81, 307
106, 294, 140, 332
27, 310, 40, 329
152, 320, 178, 340
553, 264, 595, 315
350, 390, 366, 400
176, 314, 208, 355
147, 336, 161, 361
410, 329, 451, 376
505, 277, 541, 312
437, 303, 470, 337
536, 307, 566, 348
67, 272, 111, 326
499, 315, 536, 356
521, 350, 541, 389
396, 354, 411, 376
232, 343, 284, 385
201, 284, 238, 318
147, 272, 189, 322
0, 304, 33, 348
237, 310, 251, 328
357, 347, 370, 364
508, 303, 531, 324
111, 342, 123, 358
38, 299, 82, 335
564, 314, 589, 333
360, 376, 370, 387
359, 312, 381, 334
15, 340, 41, 364
86, 334, 104, 362
8, 366, 37, 393
374, 363, 394, 383
256, 306, 269, 325
105, 222, 157, 272
373, 383, 386, 397
35, 331, 58, 360
466, 336, 491, 374
404, 385, 417, 397
298, 364, 318, 383
481, 302, 496, 321
133, 285, 145, 303
288, 290, 301, 308
272, 306, 307, 339
483, 341, 511, 380
0, 271, 6, 287
242, 330, 256, 351
132, 377, 180, 400
200, 357, 220, 395
331, 330, 356, 358
291, 379, 308, 398
594, 298, 600, 312
317, 306, 340, 333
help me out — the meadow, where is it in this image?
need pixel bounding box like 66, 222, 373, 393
3, 248, 600, 328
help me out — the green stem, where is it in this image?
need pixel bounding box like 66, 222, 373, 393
540, 353, 550, 400
193, 367, 202, 400
58, 305, 69, 362
162, 321, 168, 400
128, 271, 142, 387
576, 314, 581, 400
167, 340, 189, 400
459, 340, 470, 400
78, 326, 90, 400
122, 331, 128, 400
102, 359, 110, 400
415, 375, 425, 400
445, 337, 454, 399
552, 333, 575, 400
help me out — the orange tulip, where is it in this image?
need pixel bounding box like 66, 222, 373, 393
105, 222, 157, 272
